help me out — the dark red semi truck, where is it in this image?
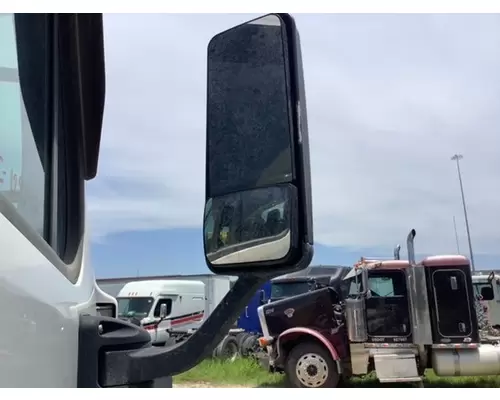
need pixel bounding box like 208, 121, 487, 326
257, 230, 500, 388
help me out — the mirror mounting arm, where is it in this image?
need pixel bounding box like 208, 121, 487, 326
101, 276, 266, 386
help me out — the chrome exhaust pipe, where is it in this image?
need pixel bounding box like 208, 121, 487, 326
394, 244, 401, 260
407, 229, 416, 265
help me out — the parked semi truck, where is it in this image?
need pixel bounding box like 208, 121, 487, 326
257, 229, 500, 388
116, 280, 206, 345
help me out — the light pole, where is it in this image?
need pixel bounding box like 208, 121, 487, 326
451, 154, 475, 272
453, 215, 460, 254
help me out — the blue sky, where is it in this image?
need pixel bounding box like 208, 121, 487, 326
91, 227, 499, 279
91, 227, 376, 278
88, 14, 500, 279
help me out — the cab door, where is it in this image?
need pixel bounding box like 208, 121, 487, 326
365, 269, 412, 343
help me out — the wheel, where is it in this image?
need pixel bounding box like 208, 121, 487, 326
285, 342, 340, 388
236, 332, 251, 355
240, 334, 259, 357
214, 335, 239, 361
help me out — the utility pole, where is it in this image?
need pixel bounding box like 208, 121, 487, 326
453, 215, 460, 254
451, 154, 475, 272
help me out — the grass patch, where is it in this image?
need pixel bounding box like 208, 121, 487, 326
174, 357, 500, 388
174, 358, 285, 387
349, 370, 500, 388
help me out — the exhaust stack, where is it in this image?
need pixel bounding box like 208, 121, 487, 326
394, 244, 401, 260
407, 229, 416, 265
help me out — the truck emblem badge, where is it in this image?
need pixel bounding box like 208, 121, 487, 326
284, 308, 295, 318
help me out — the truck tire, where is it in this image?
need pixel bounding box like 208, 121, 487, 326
214, 335, 239, 361
236, 332, 251, 355
240, 334, 259, 357
285, 342, 340, 388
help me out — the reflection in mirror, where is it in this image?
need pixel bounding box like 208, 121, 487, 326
206, 14, 293, 199
204, 185, 293, 265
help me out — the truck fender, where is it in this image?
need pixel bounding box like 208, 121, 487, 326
277, 327, 341, 373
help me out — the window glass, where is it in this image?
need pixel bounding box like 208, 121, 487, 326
0, 14, 47, 237
117, 297, 154, 319
368, 271, 407, 297
271, 281, 311, 299
369, 276, 395, 297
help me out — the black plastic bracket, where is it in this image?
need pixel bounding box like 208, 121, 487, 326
77, 314, 153, 388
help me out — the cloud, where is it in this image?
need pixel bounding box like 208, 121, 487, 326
87, 13, 500, 260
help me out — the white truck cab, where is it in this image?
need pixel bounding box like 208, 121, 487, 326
472, 273, 500, 328
117, 280, 205, 345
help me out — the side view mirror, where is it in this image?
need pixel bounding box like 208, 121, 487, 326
481, 286, 495, 301
259, 290, 266, 305
159, 303, 167, 320
204, 13, 313, 277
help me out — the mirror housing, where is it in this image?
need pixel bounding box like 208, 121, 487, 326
204, 13, 312, 277
259, 289, 266, 305
159, 303, 167, 320
481, 286, 495, 301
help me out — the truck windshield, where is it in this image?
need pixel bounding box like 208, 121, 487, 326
271, 281, 311, 300
117, 297, 154, 319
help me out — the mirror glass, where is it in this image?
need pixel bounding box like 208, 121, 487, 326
159, 303, 167, 319
204, 185, 292, 265
206, 14, 293, 199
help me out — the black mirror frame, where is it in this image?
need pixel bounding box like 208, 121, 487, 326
204, 13, 313, 278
